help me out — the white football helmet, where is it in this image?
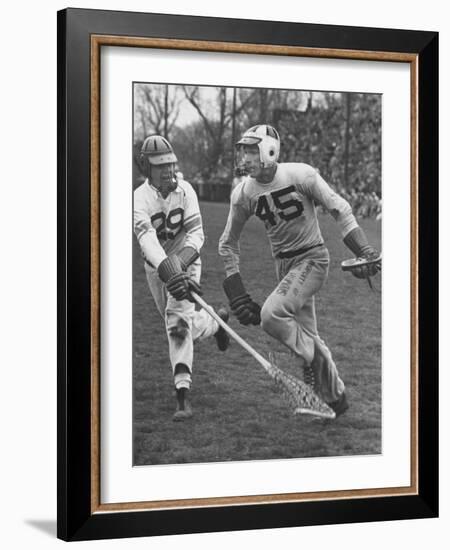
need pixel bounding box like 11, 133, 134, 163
236, 124, 280, 169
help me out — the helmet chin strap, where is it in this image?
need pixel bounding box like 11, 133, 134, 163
255, 163, 277, 183
149, 167, 177, 197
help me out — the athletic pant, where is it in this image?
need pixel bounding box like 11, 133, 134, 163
144, 259, 218, 390
260, 248, 345, 403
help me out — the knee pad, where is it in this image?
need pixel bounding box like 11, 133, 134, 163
167, 316, 190, 343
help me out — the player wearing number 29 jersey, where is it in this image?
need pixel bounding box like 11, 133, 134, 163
134, 177, 204, 268
219, 124, 380, 418
134, 135, 229, 422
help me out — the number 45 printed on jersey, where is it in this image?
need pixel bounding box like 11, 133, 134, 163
255, 185, 304, 226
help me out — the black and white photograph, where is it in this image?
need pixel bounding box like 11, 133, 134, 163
0, 0, 445, 545
52, 5, 439, 543
132, 82, 382, 466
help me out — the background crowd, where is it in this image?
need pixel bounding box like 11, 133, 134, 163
133, 85, 382, 218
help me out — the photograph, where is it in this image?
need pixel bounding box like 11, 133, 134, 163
1, 0, 445, 545
55, 7, 438, 541
132, 82, 382, 466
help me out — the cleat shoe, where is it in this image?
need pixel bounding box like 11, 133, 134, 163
214, 308, 230, 351
173, 402, 193, 421
328, 391, 349, 418
173, 388, 193, 422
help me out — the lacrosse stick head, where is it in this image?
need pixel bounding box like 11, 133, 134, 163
268, 353, 336, 419
341, 254, 382, 272
341, 254, 382, 283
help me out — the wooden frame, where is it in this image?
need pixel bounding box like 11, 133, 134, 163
57, 8, 438, 541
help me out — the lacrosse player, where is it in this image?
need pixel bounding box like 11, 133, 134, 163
134, 135, 230, 421
219, 125, 380, 417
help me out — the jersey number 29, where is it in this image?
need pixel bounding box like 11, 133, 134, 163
255, 186, 304, 226
151, 208, 184, 240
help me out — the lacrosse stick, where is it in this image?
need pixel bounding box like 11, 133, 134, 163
190, 291, 336, 419
341, 253, 382, 273
341, 254, 382, 292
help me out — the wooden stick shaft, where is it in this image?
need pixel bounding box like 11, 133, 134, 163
190, 292, 272, 371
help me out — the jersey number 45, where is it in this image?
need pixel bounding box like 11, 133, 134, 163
255, 185, 304, 226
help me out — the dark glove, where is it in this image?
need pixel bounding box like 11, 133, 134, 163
343, 227, 380, 279
177, 246, 199, 270
166, 272, 203, 302
350, 247, 380, 279
158, 255, 202, 302
231, 295, 261, 325
223, 273, 261, 326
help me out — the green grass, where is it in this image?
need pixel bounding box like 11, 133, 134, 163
133, 201, 382, 465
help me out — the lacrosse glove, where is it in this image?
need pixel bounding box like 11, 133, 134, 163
177, 246, 200, 271
158, 255, 202, 302
223, 272, 261, 326
343, 226, 381, 279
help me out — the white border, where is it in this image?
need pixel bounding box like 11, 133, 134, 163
101, 46, 411, 504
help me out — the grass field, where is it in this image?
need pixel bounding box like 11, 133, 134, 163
133, 201, 382, 466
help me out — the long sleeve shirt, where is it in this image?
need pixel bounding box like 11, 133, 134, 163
218, 163, 358, 276
134, 178, 204, 268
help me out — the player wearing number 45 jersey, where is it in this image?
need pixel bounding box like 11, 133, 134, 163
219, 125, 380, 417
134, 135, 229, 422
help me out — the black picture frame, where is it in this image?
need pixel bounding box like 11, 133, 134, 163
57, 7, 438, 542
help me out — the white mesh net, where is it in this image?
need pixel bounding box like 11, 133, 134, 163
268, 353, 336, 419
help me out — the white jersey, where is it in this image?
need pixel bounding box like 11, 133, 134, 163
219, 162, 358, 276
134, 178, 203, 269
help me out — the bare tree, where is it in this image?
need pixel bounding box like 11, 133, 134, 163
134, 84, 182, 142
259, 88, 268, 121
182, 86, 258, 180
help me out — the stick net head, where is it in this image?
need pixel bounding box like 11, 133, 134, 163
268, 353, 336, 419
341, 254, 382, 271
